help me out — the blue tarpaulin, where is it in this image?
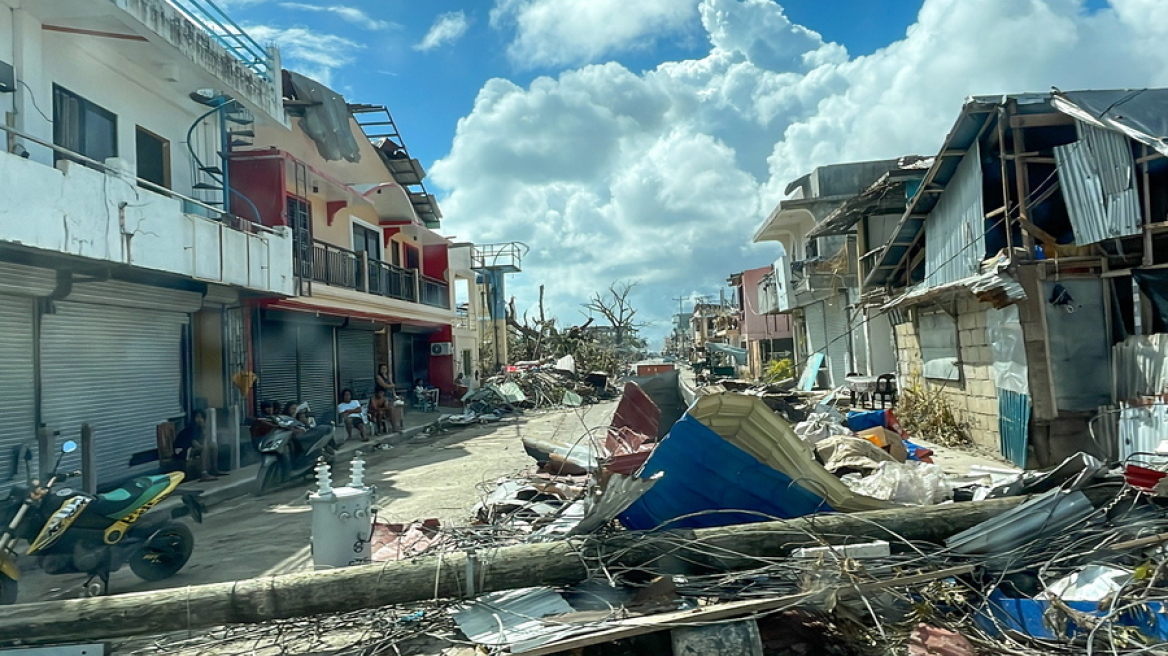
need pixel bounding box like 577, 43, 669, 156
618, 414, 835, 530
977, 589, 1168, 641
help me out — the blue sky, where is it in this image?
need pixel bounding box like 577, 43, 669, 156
221, 0, 1166, 343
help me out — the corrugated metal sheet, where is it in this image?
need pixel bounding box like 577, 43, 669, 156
568, 472, 661, 536
611, 381, 661, 438
298, 323, 337, 423
925, 142, 984, 287
450, 587, 579, 653
1117, 404, 1168, 462
946, 489, 1093, 555
0, 295, 36, 494
1054, 121, 1141, 245
998, 390, 1031, 467
804, 298, 850, 388
41, 301, 187, 486
1113, 334, 1168, 402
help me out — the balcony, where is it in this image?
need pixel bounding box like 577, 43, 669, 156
309, 241, 450, 310
0, 125, 293, 296
471, 243, 526, 273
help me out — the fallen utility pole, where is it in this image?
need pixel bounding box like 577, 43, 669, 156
0, 494, 1064, 645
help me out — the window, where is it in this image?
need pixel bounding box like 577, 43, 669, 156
404, 244, 420, 270
53, 85, 117, 164
352, 224, 381, 261
918, 310, 960, 381
135, 127, 170, 189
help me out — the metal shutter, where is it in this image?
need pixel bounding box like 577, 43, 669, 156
41, 301, 187, 486
257, 319, 298, 411
823, 296, 851, 388
0, 295, 35, 493
297, 323, 336, 423
337, 329, 376, 399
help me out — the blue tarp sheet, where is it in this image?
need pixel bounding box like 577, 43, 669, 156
977, 589, 1168, 641
618, 414, 835, 530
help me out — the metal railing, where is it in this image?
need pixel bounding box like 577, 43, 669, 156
0, 123, 278, 236
368, 259, 417, 303
420, 275, 450, 309
309, 241, 455, 308
158, 0, 274, 80
471, 242, 527, 271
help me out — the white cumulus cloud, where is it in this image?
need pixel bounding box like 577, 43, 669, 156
245, 25, 361, 86
434, 0, 1168, 343
491, 0, 697, 68
416, 11, 471, 52
278, 3, 395, 31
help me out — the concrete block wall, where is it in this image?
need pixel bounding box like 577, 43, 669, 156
894, 296, 1002, 453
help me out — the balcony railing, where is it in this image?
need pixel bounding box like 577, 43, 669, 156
160, 0, 275, 80
309, 240, 450, 309
421, 275, 450, 309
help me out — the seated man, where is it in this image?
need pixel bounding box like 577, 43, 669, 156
174, 409, 220, 482
414, 378, 439, 412
337, 388, 368, 442
367, 388, 397, 435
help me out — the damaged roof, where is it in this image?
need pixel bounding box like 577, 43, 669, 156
864, 88, 1168, 290
805, 159, 930, 240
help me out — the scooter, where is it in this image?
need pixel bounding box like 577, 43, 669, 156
253, 408, 337, 496
0, 440, 199, 603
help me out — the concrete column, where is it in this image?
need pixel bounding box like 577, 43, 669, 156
12, 9, 50, 165
229, 404, 241, 471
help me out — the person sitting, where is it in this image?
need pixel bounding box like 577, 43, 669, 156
282, 401, 298, 418
337, 388, 368, 442
413, 378, 438, 412
367, 388, 396, 435
174, 409, 220, 482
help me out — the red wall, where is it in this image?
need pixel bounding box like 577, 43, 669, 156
428, 325, 454, 394
228, 155, 287, 226
422, 243, 448, 279
740, 266, 793, 340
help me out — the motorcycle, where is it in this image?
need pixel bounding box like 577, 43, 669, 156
253, 407, 337, 496
0, 440, 199, 603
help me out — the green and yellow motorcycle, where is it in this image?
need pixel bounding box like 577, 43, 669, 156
0, 440, 199, 603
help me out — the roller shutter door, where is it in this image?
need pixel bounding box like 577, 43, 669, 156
257, 319, 298, 410
0, 295, 35, 493
41, 301, 188, 486
823, 296, 851, 388
337, 329, 376, 399
298, 323, 337, 423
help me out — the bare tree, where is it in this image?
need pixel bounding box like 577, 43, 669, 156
582, 280, 646, 348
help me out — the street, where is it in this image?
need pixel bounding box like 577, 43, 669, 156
16, 402, 617, 605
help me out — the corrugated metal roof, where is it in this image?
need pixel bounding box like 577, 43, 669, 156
1115, 334, 1168, 402
1052, 89, 1168, 158
567, 472, 661, 536
1054, 121, 1141, 245
945, 489, 1093, 556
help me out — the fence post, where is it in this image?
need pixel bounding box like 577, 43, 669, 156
359, 250, 370, 293
80, 424, 96, 494
229, 404, 242, 471
412, 271, 421, 304
207, 409, 218, 476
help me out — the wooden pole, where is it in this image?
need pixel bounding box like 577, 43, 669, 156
0, 495, 1044, 645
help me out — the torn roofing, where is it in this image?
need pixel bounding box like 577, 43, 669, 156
865, 88, 1168, 290
284, 71, 362, 163
806, 164, 928, 240
1052, 88, 1168, 157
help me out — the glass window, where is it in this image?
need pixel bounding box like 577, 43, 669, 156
52, 85, 117, 164
135, 127, 170, 189
352, 224, 381, 260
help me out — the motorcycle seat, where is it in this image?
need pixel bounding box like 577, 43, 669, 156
92, 474, 177, 519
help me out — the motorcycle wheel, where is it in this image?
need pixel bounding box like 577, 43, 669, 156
129, 523, 194, 582
255, 459, 286, 496
0, 573, 17, 605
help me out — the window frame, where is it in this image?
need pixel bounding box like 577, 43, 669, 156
134, 125, 171, 190
52, 84, 118, 165
917, 308, 961, 382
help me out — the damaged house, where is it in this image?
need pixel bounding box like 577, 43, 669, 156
752, 159, 928, 387
863, 89, 1168, 468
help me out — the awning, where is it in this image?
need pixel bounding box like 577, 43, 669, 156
881, 255, 1026, 312
261, 298, 445, 329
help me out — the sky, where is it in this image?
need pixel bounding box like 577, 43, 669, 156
218, 0, 1164, 345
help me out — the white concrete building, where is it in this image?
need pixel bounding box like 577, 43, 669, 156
0, 0, 292, 486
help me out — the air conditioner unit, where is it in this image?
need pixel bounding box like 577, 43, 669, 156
430, 342, 454, 356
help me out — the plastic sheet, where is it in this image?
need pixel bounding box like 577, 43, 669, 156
841, 461, 953, 505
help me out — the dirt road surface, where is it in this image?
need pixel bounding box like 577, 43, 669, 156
15, 401, 616, 604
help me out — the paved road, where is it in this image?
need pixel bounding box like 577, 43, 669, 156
14, 402, 616, 604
